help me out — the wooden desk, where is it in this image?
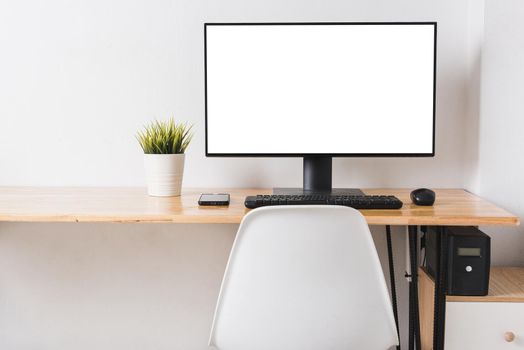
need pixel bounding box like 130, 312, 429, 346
0, 187, 518, 226
0, 186, 519, 350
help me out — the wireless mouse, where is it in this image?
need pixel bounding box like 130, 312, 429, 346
410, 188, 436, 206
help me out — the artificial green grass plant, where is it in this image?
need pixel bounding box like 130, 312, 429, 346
137, 119, 193, 154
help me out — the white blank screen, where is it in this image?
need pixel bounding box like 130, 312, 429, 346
205, 24, 435, 155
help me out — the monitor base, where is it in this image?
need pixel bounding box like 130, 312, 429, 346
273, 188, 365, 196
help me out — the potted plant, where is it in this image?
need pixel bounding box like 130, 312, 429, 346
136, 119, 193, 197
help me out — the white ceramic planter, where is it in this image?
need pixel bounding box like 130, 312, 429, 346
144, 154, 185, 197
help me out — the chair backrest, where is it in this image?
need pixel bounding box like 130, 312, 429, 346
209, 205, 398, 350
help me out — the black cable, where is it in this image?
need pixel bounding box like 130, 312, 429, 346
386, 225, 401, 350
408, 284, 414, 350
433, 227, 448, 350
409, 227, 422, 350
408, 229, 415, 350
421, 231, 427, 267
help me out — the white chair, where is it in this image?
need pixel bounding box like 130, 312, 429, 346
209, 205, 399, 350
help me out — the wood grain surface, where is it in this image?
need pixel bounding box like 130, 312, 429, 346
0, 187, 519, 225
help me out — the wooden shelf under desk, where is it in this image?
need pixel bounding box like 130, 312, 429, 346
0, 187, 519, 225
419, 267, 524, 349
447, 267, 524, 303
420, 267, 524, 304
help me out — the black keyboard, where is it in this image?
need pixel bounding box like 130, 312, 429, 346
245, 194, 403, 210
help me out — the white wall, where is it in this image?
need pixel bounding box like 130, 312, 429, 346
475, 0, 524, 265
0, 223, 237, 350
0, 0, 517, 349
0, 223, 407, 350
0, 0, 473, 188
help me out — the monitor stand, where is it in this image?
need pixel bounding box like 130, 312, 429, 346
273, 156, 364, 196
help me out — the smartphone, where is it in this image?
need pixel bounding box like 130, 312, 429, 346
198, 193, 230, 206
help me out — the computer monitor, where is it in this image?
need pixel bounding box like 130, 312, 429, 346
205, 22, 436, 194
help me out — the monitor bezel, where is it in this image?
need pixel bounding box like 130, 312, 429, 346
204, 22, 437, 157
